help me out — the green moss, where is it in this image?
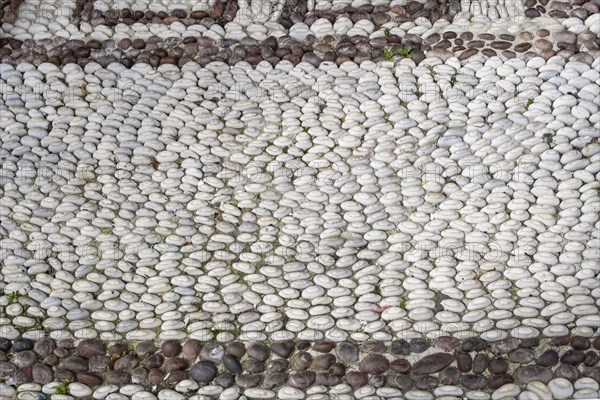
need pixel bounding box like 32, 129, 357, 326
55, 381, 71, 395
374, 285, 382, 296
384, 46, 413, 61
399, 300, 407, 310
7, 291, 20, 303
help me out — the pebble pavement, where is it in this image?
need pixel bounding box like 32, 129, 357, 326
0, 0, 599, 398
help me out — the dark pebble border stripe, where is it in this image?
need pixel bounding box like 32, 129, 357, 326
1, 336, 599, 394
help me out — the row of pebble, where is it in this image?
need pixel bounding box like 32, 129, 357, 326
1, 336, 600, 399
2, 0, 599, 69
1, 54, 599, 344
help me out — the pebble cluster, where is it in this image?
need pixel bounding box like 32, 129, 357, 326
1, 0, 600, 397
2, 53, 600, 344
1, 336, 600, 399
0, 0, 599, 68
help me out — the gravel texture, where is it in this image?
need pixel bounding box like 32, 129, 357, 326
1, 0, 599, 398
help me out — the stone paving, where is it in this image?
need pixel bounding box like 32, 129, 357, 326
0, 0, 599, 398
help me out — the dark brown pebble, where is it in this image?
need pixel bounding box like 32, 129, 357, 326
509, 349, 535, 364
311, 354, 336, 371
489, 374, 515, 389
164, 358, 188, 373
594, 337, 600, 351
387, 373, 413, 390
313, 341, 334, 353
390, 340, 411, 355
458, 48, 478, 60
467, 40, 485, 48
132, 367, 148, 384
271, 341, 295, 358
171, 9, 186, 18
442, 32, 457, 40
106, 371, 130, 386
515, 366, 553, 384
535, 39, 553, 52
77, 372, 102, 387
472, 353, 489, 374
462, 374, 488, 390
435, 336, 460, 352
33, 339, 55, 358
182, 340, 202, 361
302, 52, 321, 67
572, 338, 592, 350
263, 372, 287, 389
415, 375, 438, 390
537, 29, 550, 38
165, 370, 188, 384
114, 354, 139, 371
489, 357, 508, 374
190, 10, 207, 19
148, 368, 165, 385
454, 38, 463, 46
136, 341, 158, 358
459, 32, 474, 41
345, 371, 368, 388
536, 350, 559, 367
514, 42, 532, 52
236, 373, 262, 388
326, 362, 344, 377
425, 33, 441, 44
499, 34, 516, 41
456, 352, 472, 372
359, 354, 389, 375
390, 359, 411, 373
433, 40, 452, 50
491, 40, 512, 50
316, 373, 341, 386
144, 353, 165, 369
439, 366, 461, 385
108, 343, 129, 358
54, 369, 74, 382
288, 371, 316, 389
479, 33, 495, 40
75, 340, 104, 359
372, 12, 391, 25
223, 354, 242, 374
296, 340, 311, 350
8, 38, 22, 49
482, 49, 497, 57
561, 350, 585, 365
161, 340, 182, 358
548, 9, 568, 18
525, 7, 541, 18
267, 359, 288, 373
0, 338, 12, 351
244, 360, 265, 374
555, 363, 580, 381
585, 367, 600, 382
32, 364, 53, 384
292, 352, 312, 371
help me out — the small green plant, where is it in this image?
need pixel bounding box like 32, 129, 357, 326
7, 291, 20, 303
209, 328, 220, 342
55, 381, 71, 395
468, 14, 474, 22
527, 99, 534, 108
383, 46, 413, 61
374, 285, 382, 296
396, 45, 413, 59
384, 28, 390, 38
383, 48, 395, 61
399, 300, 407, 310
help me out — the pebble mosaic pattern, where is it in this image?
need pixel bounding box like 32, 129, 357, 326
1, 0, 600, 398
0, 337, 600, 399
